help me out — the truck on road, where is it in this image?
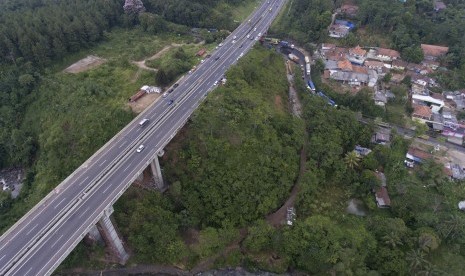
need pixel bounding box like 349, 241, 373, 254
305, 64, 311, 75
307, 80, 316, 92
305, 56, 310, 63
288, 53, 299, 63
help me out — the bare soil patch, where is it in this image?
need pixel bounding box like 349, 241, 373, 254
274, 95, 284, 112
64, 55, 107, 73
127, 93, 160, 114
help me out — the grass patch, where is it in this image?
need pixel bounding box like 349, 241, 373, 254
231, 0, 261, 22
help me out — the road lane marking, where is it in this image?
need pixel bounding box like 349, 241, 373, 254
54, 197, 67, 210
25, 224, 38, 236
102, 184, 112, 194
0, 255, 5, 261
24, 267, 33, 276
78, 176, 89, 186
78, 207, 90, 219
99, 159, 107, 166
118, 140, 127, 149
50, 235, 64, 249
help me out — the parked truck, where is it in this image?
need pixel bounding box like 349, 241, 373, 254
317, 91, 337, 107
288, 53, 299, 63
305, 56, 310, 63
305, 64, 311, 75
307, 80, 316, 92
279, 40, 289, 47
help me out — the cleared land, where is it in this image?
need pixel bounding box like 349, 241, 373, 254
64, 55, 107, 73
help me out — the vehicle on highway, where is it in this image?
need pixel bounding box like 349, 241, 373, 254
214, 81, 218, 85
246, 34, 250, 39
136, 145, 145, 153
239, 52, 244, 58
205, 54, 211, 58
168, 99, 174, 105
239, 44, 243, 48
162, 92, 168, 98
254, 27, 257, 31
232, 39, 236, 44
200, 59, 205, 63
168, 88, 174, 93
173, 83, 179, 88
219, 42, 223, 47
214, 56, 220, 61
258, 32, 262, 37
139, 118, 150, 127
233, 35, 237, 39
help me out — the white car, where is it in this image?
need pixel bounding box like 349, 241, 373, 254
246, 34, 250, 39
214, 81, 218, 86
239, 52, 244, 58
136, 145, 145, 153
219, 43, 223, 47
232, 40, 236, 44
200, 59, 205, 63
258, 32, 262, 37
233, 35, 237, 39
254, 27, 257, 31
162, 92, 168, 98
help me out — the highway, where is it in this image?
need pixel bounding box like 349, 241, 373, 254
0, 0, 287, 275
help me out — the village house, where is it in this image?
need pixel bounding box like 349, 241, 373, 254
374, 90, 388, 107
412, 94, 445, 113
376, 47, 400, 62
328, 20, 354, 38
372, 127, 391, 145
412, 104, 433, 122
340, 4, 359, 17
374, 171, 390, 208
354, 145, 372, 157
421, 44, 449, 61
347, 45, 367, 65
392, 59, 408, 71
404, 147, 432, 168
329, 25, 350, 38
433, 0, 447, 12
364, 60, 385, 73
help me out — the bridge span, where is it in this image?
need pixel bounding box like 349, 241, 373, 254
0, 0, 286, 274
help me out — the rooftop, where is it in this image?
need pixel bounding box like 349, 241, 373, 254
349, 45, 367, 57
421, 44, 449, 57
413, 105, 432, 119
377, 48, 400, 59
338, 59, 353, 71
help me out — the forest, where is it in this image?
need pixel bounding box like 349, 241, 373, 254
0, 0, 250, 231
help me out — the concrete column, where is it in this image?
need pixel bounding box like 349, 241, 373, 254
150, 157, 165, 191
97, 207, 129, 264
85, 224, 104, 245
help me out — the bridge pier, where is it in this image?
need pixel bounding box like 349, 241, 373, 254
150, 155, 166, 191
96, 206, 129, 264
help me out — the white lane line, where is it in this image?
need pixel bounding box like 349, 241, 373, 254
50, 235, 64, 249
102, 184, 112, 194
78, 207, 90, 219
24, 267, 33, 276
25, 224, 38, 236
54, 197, 67, 210
78, 176, 89, 186
118, 140, 127, 149
99, 159, 107, 166
0, 255, 5, 262
123, 164, 131, 172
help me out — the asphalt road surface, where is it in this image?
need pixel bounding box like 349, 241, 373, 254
0, 0, 287, 275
